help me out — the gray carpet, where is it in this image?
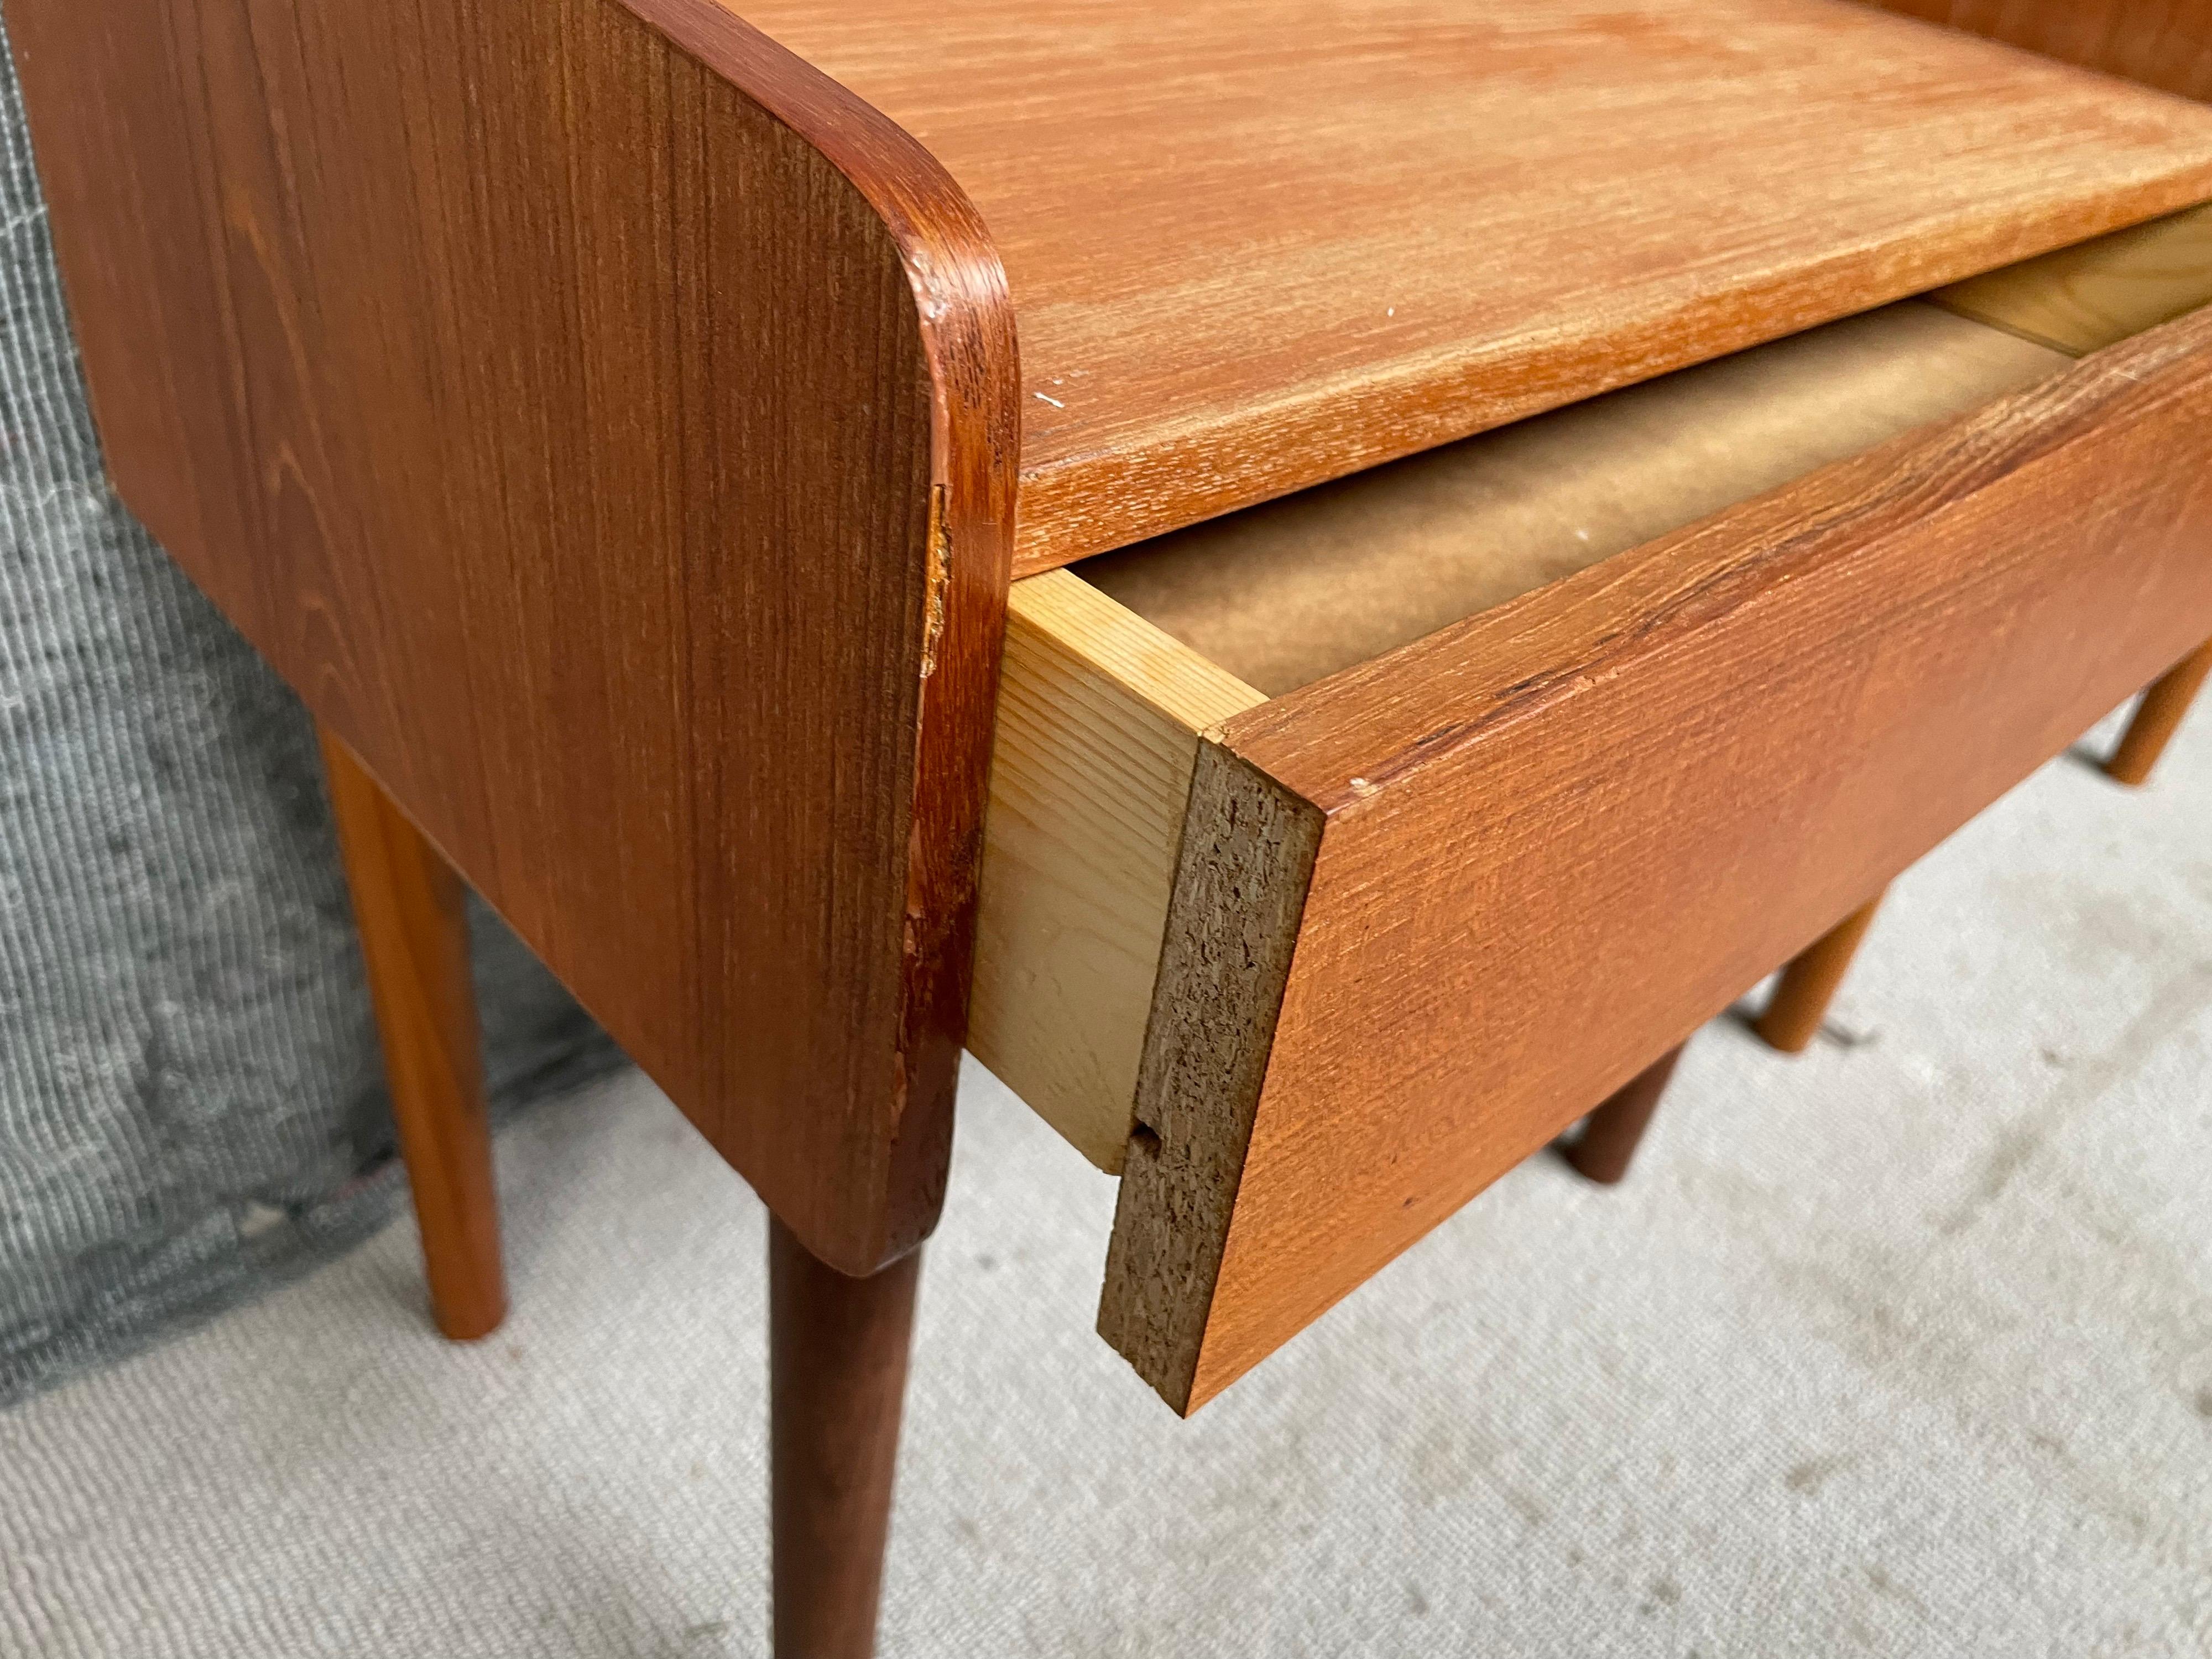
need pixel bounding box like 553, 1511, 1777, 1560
3, 703, 2208, 1656
0, 12, 619, 1407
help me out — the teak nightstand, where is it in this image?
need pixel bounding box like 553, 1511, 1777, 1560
16, 2, 2212, 1651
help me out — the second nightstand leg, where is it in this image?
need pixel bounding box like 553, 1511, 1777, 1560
320, 727, 507, 1342
1561, 1043, 1685, 1185
2105, 638, 2212, 788
770, 1219, 921, 1659
1756, 891, 1887, 1056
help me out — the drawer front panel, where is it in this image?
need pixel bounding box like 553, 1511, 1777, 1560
1103, 304, 2212, 1412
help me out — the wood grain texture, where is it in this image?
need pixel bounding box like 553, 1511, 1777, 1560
12, 0, 1018, 1273
741, 0, 2212, 571
1086, 303, 2067, 695
320, 729, 505, 1342
1105, 305, 2212, 1413
968, 572, 1262, 1170
1933, 201, 2212, 353
1864, 1, 2212, 103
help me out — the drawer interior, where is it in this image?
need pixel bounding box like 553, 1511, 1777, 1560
969, 201, 2212, 1172
1079, 302, 2065, 699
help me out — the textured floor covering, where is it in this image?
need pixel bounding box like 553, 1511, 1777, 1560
3, 703, 2210, 1657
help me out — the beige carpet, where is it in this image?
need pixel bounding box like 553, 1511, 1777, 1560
3, 704, 2210, 1657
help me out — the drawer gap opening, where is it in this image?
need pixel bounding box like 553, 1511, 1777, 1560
1077, 300, 2063, 697
1072, 201, 2212, 697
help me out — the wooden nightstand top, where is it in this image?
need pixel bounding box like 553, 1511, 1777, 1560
739, 0, 2212, 570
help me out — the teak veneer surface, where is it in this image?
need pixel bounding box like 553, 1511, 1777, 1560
12, 0, 1019, 1275
1102, 302, 2212, 1413
738, 0, 2212, 570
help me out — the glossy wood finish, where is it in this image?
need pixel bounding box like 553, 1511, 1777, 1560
1756, 894, 1891, 1057
1866, 2, 2212, 103
11, 0, 1019, 1275
2107, 639, 2212, 786
320, 729, 504, 1342
769, 1221, 921, 1659
1559, 1045, 1687, 1187
1103, 305, 2212, 1415
743, 0, 2212, 571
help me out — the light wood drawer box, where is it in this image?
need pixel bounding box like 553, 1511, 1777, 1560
970, 208, 2212, 1414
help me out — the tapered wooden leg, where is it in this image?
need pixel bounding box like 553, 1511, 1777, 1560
771, 1219, 921, 1659
2105, 638, 2212, 788
1561, 1043, 1685, 1185
319, 727, 506, 1342
1756, 890, 1887, 1056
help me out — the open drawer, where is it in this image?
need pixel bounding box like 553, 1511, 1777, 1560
969, 204, 2212, 1413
